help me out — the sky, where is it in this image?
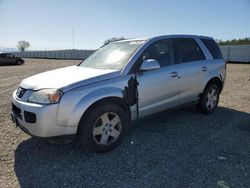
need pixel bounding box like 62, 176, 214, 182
0, 0, 249, 50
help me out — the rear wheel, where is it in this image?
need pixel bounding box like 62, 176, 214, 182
197, 84, 220, 114
78, 102, 128, 152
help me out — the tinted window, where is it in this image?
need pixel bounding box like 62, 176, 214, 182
175, 38, 205, 63
201, 39, 222, 59
141, 40, 174, 67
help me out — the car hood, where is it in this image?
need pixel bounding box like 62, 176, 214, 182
20, 65, 120, 92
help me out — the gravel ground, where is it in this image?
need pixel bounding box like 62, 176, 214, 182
0, 59, 250, 188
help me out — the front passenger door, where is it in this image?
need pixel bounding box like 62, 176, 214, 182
136, 39, 181, 118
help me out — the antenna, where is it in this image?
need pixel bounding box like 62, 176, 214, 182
72, 28, 75, 49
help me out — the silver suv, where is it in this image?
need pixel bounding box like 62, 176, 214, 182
11, 35, 226, 152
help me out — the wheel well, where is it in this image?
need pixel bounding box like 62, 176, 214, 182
77, 97, 131, 134
205, 77, 223, 92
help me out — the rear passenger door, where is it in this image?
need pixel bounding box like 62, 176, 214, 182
174, 38, 207, 104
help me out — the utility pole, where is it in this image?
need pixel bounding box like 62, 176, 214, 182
72, 28, 75, 49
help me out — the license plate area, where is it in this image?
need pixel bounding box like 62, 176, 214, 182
12, 103, 22, 120
11, 112, 20, 127
11, 113, 16, 123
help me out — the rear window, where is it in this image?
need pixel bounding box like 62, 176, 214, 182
175, 38, 205, 63
201, 39, 222, 59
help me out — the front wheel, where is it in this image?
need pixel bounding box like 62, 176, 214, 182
16, 60, 23, 65
197, 84, 220, 114
78, 102, 128, 152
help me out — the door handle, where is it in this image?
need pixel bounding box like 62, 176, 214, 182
202, 66, 207, 72
170, 71, 178, 78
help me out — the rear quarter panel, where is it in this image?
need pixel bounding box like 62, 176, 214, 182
202, 59, 226, 91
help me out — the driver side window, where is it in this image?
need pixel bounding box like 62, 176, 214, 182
141, 39, 174, 67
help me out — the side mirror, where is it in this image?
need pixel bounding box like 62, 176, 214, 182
140, 59, 160, 71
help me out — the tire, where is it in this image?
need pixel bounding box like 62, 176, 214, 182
16, 60, 23, 65
197, 84, 220, 114
78, 102, 128, 152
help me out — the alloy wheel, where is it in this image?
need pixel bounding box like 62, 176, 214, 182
206, 88, 218, 110
92, 112, 121, 145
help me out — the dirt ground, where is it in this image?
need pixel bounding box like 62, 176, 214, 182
0, 59, 249, 188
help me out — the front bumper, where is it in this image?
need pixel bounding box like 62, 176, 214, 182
11, 91, 77, 137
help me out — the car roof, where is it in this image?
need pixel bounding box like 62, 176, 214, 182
150, 34, 213, 40
114, 38, 148, 43
114, 34, 213, 43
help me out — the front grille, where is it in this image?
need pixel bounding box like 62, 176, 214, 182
16, 87, 26, 99
12, 103, 22, 120
24, 111, 36, 123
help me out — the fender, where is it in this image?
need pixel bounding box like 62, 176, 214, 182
66, 87, 124, 127
56, 74, 136, 127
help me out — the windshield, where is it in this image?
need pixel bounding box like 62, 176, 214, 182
79, 40, 145, 70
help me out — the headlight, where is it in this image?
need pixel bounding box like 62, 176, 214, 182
28, 89, 63, 104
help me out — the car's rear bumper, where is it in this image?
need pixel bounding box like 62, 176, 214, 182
11, 91, 77, 138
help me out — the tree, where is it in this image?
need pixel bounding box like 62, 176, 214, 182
217, 37, 250, 45
103, 37, 126, 46
16, 40, 30, 51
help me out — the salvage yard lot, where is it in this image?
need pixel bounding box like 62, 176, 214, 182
0, 59, 250, 188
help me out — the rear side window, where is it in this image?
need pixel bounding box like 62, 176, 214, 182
175, 38, 205, 63
201, 39, 222, 59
